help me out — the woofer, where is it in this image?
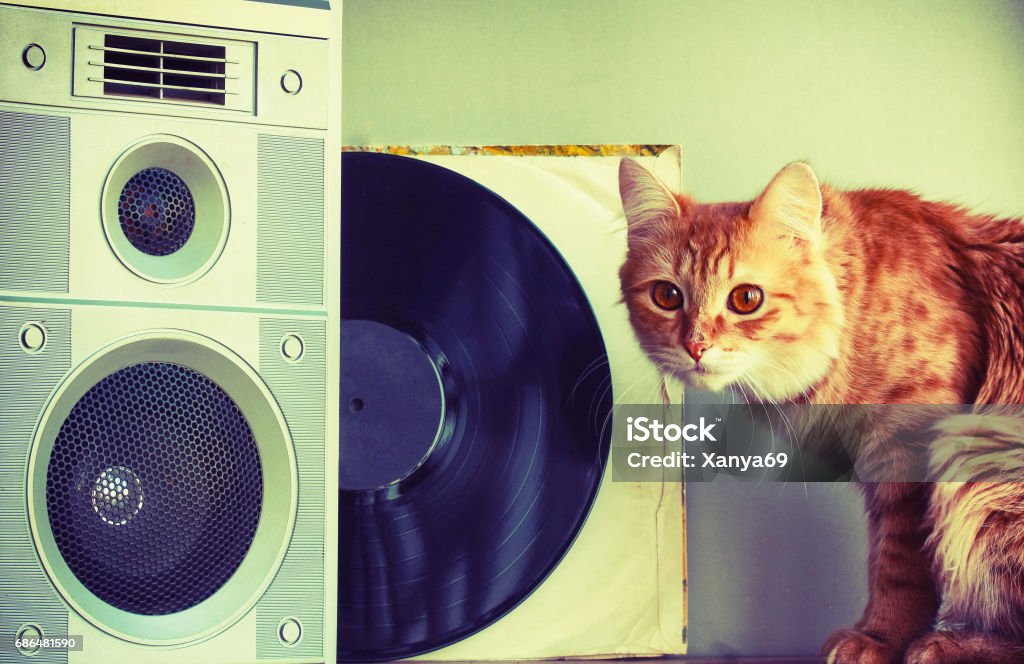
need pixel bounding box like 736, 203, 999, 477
27, 332, 296, 644
46, 362, 262, 616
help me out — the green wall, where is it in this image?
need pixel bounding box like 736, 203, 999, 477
344, 0, 1024, 215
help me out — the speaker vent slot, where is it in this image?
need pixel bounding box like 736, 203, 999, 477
99, 34, 227, 105
74, 27, 254, 113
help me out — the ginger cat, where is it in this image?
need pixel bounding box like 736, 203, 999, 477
618, 158, 1024, 664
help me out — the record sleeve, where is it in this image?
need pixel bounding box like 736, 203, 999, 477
340, 145, 686, 661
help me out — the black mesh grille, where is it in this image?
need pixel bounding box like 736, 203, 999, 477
118, 168, 196, 256
46, 362, 263, 616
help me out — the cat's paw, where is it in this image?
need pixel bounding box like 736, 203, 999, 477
822, 628, 903, 664
904, 632, 960, 664
905, 630, 1024, 664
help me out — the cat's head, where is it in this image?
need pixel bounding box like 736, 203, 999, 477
618, 159, 844, 401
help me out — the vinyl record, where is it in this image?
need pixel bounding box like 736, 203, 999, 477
339, 152, 613, 661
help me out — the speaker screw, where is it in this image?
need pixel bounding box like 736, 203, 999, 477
281, 334, 305, 362
22, 44, 46, 71
19, 323, 46, 354
278, 617, 302, 646
280, 69, 302, 95
15, 624, 43, 655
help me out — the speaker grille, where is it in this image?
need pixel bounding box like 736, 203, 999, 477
257, 135, 325, 305
99, 34, 229, 106
45, 362, 263, 616
256, 319, 326, 658
0, 307, 71, 664
72, 27, 256, 114
0, 111, 70, 293
118, 167, 196, 256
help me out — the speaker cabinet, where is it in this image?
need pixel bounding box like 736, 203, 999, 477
0, 2, 340, 662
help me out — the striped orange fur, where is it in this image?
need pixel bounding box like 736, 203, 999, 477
618, 159, 1024, 663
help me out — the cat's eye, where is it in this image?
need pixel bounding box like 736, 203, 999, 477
650, 281, 684, 310
728, 284, 764, 314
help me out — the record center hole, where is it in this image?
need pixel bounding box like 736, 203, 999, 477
349, 398, 365, 413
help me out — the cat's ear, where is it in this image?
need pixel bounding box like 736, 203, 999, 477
750, 161, 822, 242
619, 157, 682, 242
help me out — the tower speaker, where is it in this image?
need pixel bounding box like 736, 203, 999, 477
0, 2, 341, 662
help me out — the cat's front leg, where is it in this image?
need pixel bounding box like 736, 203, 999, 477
823, 482, 938, 664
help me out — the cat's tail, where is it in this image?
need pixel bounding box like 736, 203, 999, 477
914, 219, 1024, 646
929, 408, 1024, 483
926, 409, 1024, 638
965, 217, 1024, 403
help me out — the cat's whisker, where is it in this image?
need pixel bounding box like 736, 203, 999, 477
593, 354, 671, 447
570, 355, 612, 399
751, 358, 808, 442
756, 353, 824, 486
733, 378, 763, 461
747, 373, 808, 487
750, 375, 804, 487
747, 375, 785, 459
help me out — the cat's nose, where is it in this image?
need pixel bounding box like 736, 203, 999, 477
685, 341, 709, 362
